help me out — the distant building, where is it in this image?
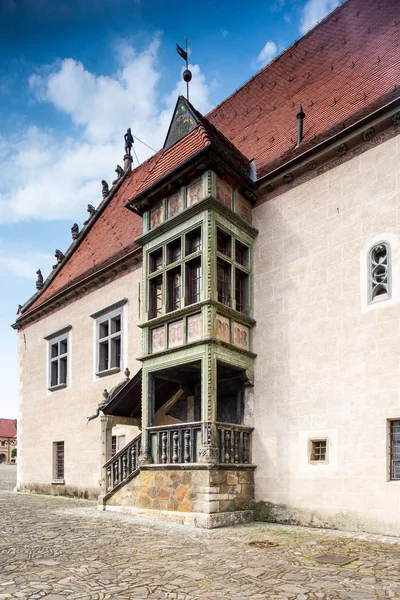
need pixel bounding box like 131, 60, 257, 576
13, 0, 400, 532
0, 419, 17, 464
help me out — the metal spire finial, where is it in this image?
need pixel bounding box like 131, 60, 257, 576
176, 36, 192, 101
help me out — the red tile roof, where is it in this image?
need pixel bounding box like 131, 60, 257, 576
19, 0, 400, 315
207, 0, 400, 177
0, 419, 17, 438
25, 155, 155, 313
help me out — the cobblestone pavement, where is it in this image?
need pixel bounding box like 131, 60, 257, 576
1, 466, 400, 599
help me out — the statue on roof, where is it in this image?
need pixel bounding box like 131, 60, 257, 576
124, 128, 134, 156
101, 180, 109, 199
36, 270, 44, 290
71, 223, 79, 240
112, 165, 124, 185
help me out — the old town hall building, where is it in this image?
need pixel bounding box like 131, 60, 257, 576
13, 0, 400, 533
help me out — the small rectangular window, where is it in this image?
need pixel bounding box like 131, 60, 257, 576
150, 249, 163, 273
235, 241, 248, 268
111, 435, 117, 456
49, 334, 69, 389
217, 229, 231, 257
389, 420, 400, 480
150, 276, 163, 318
217, 260, 231, 306
167, 267, 182, 312
310, 440, 327, 462
235, 269, 248, 314
53, 441, 64, 480
186, 227, 202, 256
167, 239, 182, 264
186, 259, 202, 305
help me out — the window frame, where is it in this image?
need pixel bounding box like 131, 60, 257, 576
215, 227, 250, 315
95, 308, 124, 377
44, 326, 72, 391
52, 441, 65, 483
389, 419, 400, 481
308, 439, 328, 463
368, 241, 391, 305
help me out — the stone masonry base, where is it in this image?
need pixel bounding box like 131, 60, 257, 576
98, 504, 254, 528
101, 465, 255, 528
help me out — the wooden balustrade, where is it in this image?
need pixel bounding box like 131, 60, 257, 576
104, 433, 141, 493
149, 422, 202, 464
103, 422, 253, 496
216, 423, 252, 465
147, 421, 253, 465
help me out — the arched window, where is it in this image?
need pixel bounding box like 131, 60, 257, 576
369, 242, 391, 303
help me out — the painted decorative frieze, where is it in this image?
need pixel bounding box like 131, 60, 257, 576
187, 179, 203, 207
187, 313, 203, 343
169, 320, 184, 348
216, 179, 233, 210
233, 322, 250, 350
167, 192, 182, 219
150, 203, 164, 229
151, 326, 165, 353
216, 314, 230, 343
237, 193, 252, 224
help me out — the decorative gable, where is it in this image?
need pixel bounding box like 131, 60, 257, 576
164, 96, 199, 151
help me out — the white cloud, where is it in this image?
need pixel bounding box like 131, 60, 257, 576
254, 41, 278, 68
0, 37, 212, 224
300, 0, 340, 34
221, 29, 228, 37
0, 251, 53, 280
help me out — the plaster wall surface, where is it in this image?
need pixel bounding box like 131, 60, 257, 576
18, 265, 142, 496
252, 133, 400, 535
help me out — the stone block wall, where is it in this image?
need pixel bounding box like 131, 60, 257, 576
106, 466, 255, 514
251, 132, 400, 536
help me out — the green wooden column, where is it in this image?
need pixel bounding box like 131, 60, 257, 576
199, 343, 218, 464
139, 368, 154, 464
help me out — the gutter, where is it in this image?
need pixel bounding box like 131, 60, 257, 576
256, 95, 400, 188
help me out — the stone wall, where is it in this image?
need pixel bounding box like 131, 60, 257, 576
252, 132, 400, 536
18, 265, 142, 494
106, 466, 255, 515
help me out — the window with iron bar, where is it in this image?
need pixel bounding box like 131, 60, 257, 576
389, 420, 400, 480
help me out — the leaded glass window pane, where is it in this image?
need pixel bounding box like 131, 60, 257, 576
369, 242, 390, 302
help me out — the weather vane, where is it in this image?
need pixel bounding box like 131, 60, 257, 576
176, 36, 192, 101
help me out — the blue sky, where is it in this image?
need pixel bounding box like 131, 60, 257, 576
0, 0, 340, 418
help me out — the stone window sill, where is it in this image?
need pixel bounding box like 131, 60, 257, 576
96, 367, 120, 378
48, 383, 67, 392
51, 479, 65, 485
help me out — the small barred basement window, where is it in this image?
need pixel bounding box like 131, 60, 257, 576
389, 420, 400, 480
369, 242, 390, 303
53, 441, 64, 480
309, 439, 327, 462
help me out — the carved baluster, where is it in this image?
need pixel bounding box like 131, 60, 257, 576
130, 444, 137, 472
243, 432, 249, 464
122, 453, 128, 479
161, 432, 167, 463
107, 465, 112, 491
113, 460, 119, 485
224, 429, 231, 463
184, 429, 191, 463
234, 430, 239, 464
173, 430, 179, 463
